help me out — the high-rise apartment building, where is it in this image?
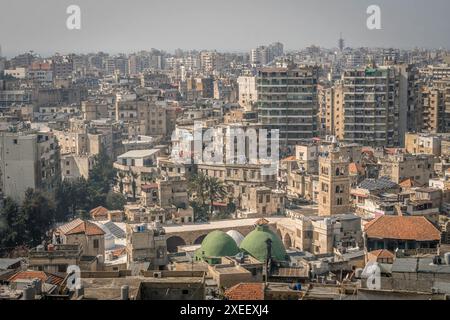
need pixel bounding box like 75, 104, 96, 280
250, 43, 284, 66
337, 66, 400, 147
257, 65, 319, 146
420, 80, 450, 134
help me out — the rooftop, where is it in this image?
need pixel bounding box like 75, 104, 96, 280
364, 216, 441, 241
117, 149, 160, 159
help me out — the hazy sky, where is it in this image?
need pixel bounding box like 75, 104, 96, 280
0, 0, 449, 57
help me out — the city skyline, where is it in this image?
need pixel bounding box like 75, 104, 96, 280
1, 0, 450, 57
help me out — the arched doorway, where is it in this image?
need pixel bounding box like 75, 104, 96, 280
193, 234, 207, 245
166, 236, 186, 253
276, 229, 283, 240
283, 233, 292, 249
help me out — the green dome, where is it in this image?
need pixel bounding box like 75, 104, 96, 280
240, 225, 288, 263
195, 230, 240, 260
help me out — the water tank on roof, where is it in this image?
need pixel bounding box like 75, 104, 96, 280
22, 285, 35, 300
433, 256, 442, 265
121, 285, 129, 300
32, 278, 42, 295
444, 252, 450, 265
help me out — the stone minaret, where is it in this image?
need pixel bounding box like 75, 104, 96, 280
318, 148, 351, 216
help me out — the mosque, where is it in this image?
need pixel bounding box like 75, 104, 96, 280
194, 218, 289, 265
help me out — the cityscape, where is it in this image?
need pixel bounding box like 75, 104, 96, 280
0, 0, 449, 305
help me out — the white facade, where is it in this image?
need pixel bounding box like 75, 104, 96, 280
237, 76, 257, 111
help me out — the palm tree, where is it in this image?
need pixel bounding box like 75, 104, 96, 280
117, 172, 126, 194
128, 168, 140, 202
188, 173, 209, 207
205, 176, 227, 218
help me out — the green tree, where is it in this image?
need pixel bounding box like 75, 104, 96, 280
55, 177, 91, 221
188, 173, 209, 207
0, 197, 22, 248
188, 174, 227, 220
205, 177, 227, 217
105, 191, 127, 210
89, 150, 116, 194
21, 189, 56, 246
190, 201, 209, 222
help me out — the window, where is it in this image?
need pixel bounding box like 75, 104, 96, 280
93, 239, 99, 249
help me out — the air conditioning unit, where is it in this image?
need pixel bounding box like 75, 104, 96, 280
153, 272, 162, 278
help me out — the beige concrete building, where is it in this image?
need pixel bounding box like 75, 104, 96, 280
28, 244, 83, 273
54, 218, 105, 259
82, 100, 110, 121
278, 214, 362, 254
405, 132, 442, 156
125, 223, 167, 269
0, 131, 60, 202
420, 85, 447, 133
114, 149, 161, 199
240, 186, 285, 218
115, 100, 168, 137
237, 76, 257, 112
379, 153, 435, 185
197, 163, 277, 208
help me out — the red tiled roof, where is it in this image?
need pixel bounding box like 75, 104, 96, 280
281, 156, 296, 162
225, 283, 265, 300
58, 218, 105, 236
8, 271, 64, 286
364, 215, 441, 241
212, 201, 227, 207
399, 178, 422, 188
349, 162, 365, 175
66, 221, 105, 236
90, 206, 108, 217
368, 249, 394, 259
112, 247, 126, 258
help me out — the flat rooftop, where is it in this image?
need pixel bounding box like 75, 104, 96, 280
117, 149, 160, 159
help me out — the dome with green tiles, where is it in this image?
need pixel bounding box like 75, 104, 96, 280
239, 224, 288, 263
195, 230, 240, 260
